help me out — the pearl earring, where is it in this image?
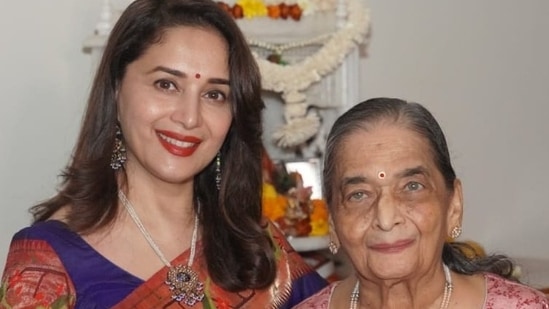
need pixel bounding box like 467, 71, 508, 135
450, 226, 462, 239
328, 241, 339, 255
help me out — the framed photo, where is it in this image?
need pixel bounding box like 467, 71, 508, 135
283, 158, 323, 199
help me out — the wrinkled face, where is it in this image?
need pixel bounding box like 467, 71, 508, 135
117, 26, 232, 185
329, 123, 462, 282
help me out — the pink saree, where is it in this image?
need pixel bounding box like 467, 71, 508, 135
293, 273, 549, 308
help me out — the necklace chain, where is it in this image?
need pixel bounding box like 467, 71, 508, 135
349, 264, 453, 309
118, 190, 203, 306
440, 264, 453, 309
118, 190, 199, 268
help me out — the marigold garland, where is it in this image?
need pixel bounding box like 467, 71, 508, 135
247, 0, 370, 148
217, 0, 314, 21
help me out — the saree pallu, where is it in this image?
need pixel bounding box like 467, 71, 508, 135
1, 220, 327, 309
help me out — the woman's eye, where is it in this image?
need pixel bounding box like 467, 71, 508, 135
348, 191, 368, 202
405, 181, 424, 191
205, 90, 227, 102
155, 80, 177, 91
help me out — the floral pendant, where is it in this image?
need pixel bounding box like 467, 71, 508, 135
166, 264, 204, 306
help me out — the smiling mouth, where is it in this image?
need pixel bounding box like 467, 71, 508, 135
158, 133, 197, 148
369, 239, 415, 254
157, 131, 201, 157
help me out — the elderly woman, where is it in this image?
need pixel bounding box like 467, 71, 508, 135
294, 98, 548, 308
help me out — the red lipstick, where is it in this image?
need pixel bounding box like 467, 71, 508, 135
157, 130, 201, 157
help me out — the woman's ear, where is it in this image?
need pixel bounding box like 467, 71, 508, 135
447, 178, 464, 235
115, 88, 121, 122
329, 215, 340, 248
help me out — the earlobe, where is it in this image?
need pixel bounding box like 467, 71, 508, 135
447, 179, 464, 233
115, 88, 120, 122
328, 215, 340, 254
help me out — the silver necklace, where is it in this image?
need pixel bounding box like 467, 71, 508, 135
349, 264, 453, 309
118, 190, 204, 306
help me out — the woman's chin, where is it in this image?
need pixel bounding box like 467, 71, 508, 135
361, 255, 419, 280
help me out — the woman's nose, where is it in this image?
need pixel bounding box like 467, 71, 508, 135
373, 192, 404, 231
170, 94, 201, 129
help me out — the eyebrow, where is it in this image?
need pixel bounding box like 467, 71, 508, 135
149, 66, 185, 77
340, 175, 368, 189
208, 78, 230, 85
396, 166, 430, 178
148, 66, 230, 85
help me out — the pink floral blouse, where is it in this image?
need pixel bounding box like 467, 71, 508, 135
293, 273, 549, 308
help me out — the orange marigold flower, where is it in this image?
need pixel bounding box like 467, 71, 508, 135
288, 4, 302, 21
279, 3, 289, 19
262, 182, 288, 221
232, 4, 244, 18
310, 220, 329, 236
309, 199, 328, 221
219, 1, 304, 21
262, 195, 288, 221
267, 5, 281, 19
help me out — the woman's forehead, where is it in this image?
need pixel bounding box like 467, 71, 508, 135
340, 125, 430, 154
336, 125, 435, 175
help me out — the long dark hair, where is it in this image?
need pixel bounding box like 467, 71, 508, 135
323, 97, 515, 279
31, 0, 275, 291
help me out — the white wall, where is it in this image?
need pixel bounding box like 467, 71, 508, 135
0, 1, 99, 268
1, 0, 548, 277
360, 0, 549, 262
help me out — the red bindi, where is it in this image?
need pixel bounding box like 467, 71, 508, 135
195, 73, 201, 79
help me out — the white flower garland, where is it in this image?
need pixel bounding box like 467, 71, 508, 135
250, 0, 370, 148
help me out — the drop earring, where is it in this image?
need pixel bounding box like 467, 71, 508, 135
110, 124, 126, 170
215, 152, 221, 190
328, 241, 339, 255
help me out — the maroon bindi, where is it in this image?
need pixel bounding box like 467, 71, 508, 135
195, 73, 201, 79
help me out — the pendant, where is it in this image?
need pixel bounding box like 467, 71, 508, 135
266, 53, 288, 65
166, 264, 204, 306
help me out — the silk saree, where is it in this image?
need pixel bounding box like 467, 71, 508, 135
1, 220, 327, 308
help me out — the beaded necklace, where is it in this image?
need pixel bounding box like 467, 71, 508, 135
349, 264, 453, 309
118, 190, 204, 306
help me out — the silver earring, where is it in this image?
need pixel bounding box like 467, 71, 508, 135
328, 241, 339, 255
450, 226, 462, 239
110, 124, 126, 170
215, 152, 221, 191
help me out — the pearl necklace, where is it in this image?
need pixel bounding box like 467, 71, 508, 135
118, 190, 204, 306
349, 264, 453, 309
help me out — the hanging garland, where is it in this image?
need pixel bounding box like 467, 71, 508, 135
246, 0, 370, 148
218, 0, 338, 20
